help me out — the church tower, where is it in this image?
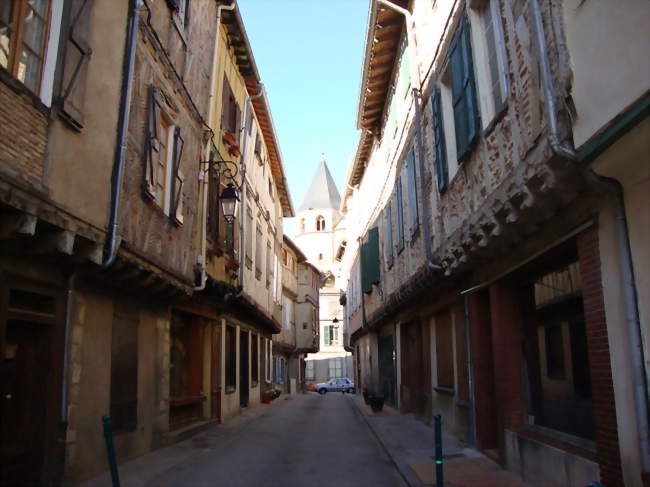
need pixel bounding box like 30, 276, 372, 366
294, 157, 352, 384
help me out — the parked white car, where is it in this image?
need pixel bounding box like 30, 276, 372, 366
316, 378, 355, 394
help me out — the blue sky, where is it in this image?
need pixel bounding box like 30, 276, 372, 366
238, 0, 369, 236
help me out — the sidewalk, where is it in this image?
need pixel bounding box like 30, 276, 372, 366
349, 394, 533, 487
80, 396, 286, 487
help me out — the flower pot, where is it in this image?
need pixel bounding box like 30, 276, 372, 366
261, 393, 272, 404
368, 396, 384, 412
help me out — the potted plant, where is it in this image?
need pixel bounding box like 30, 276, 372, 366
368, 393, 385, 412
261, 390, 273, 404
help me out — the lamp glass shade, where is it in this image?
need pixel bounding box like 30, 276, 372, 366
220, 184, 239, 221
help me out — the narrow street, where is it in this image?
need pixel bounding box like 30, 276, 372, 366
130, 394, 404, 487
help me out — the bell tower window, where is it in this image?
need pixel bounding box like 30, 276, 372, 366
316, 215, 326, 231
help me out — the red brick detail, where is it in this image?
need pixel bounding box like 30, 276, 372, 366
0, 77, 48, 185
489, 282, 525, 432
577, 227, 624, 487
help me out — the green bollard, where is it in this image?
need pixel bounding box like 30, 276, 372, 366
102, 415, 121, 487
434, 414, 444, 487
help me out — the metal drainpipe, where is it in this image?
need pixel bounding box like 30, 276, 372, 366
195, 1, 236, 291
101, 0, 141, 269
531, 0, 650, 471
376, 0, 442, 272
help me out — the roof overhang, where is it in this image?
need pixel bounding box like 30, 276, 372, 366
219, 3, 295, 217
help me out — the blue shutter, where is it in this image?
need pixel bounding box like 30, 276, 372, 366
451, 16, 480, 161
396, 178, 405, 252
361, 227, 380, 294
405, 149, 419, 236
385, 202, 393, 268
432, 90, 448, 191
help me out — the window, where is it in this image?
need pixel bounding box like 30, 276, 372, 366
405, 148, 419, 237
299, 218, 305, 233
255, 223, 262, 280
447, 16, 480, 162
361, 227, 380, 294
305, 360, 315, 380
0, 0, 51, 93
335, 241, 347, 261
251, 334, 258, 386
395, 178, 405, 252
316, 215, 326, 231
273, 357, 285, 384
323, 325, 330, 346
282, 295, 293, 330
245, 205, 253, 268
282, 248, 288, 266
435, 311, 454, 388
266, 240, 272, 288
385, 202, 393, 268
268, 178, 273, 199
473, 0, 508, 127
328, 358, 342, 379
145, 86, 185, 224
110, 301, 139, 433
318, 253, 323, 261
254, 131, 262, 158
221, 75, 240, 135
225, 325, 236, 392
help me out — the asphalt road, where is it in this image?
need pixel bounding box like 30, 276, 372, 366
142, 393, 405, 487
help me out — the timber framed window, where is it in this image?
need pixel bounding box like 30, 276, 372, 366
221, 75, 240, 136
110, 301, 139, 433
144, 86, 185, 224
251, 334, 258, 386
316, 215, 326, 232
0, 0, 51, 94
225, 324, 236, 393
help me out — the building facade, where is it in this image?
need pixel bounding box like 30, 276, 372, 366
0, 0, 294, 484
341, 1, 649, 487
294, 159, 353, 386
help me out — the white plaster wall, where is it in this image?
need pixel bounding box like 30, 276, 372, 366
563, 0, 650, 147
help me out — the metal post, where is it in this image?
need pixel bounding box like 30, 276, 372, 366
102, 415, 121, 487
434, 414, 444, 487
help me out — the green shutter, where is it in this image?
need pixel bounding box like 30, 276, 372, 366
396, 178, 405, 252
432, 90, 448, 191
451, 17, 480, 161
324, 326, 330, 346
361, 227, 381, 294
406, 149, 419, 236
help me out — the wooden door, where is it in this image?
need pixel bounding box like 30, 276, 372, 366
239, 331, 249, 407
0, 320, 51, 486
400, 321, 426, 415
211, 324, 221, 421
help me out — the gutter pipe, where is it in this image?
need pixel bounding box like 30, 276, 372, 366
195, 1, 235, 291
531, 0, 650, 472
376, 0, 442, 272
101, 0, 141, 269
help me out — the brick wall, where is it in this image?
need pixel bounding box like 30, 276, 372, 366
0, 75, 48, 186
578, 227, 624, 487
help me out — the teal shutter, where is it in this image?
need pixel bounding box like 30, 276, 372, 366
451, 16, 480, 161
385, 202, 393, 268
396, 178, 405, 252
405, 149, 419, 236
361, 227, 380, 294
432, 90, 448, 191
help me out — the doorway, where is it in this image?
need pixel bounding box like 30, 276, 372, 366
400, 320, 431, 416
378, 333, 396, 408
239, 330, 249, 407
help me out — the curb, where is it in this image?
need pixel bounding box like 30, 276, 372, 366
348, 395, 420, 487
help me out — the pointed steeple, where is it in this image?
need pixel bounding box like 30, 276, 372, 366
299, 156, 341, 211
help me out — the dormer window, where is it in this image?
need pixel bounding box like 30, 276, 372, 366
316, 215, 326, 231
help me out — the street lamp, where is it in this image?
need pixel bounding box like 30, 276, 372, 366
220, 183, 239, 222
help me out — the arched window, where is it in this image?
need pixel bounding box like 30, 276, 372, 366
318, 253, 323, 261
316, 215, 326, 231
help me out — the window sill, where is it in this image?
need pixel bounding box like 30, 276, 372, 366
434, 386, 455, 395
518, 424, 596, 457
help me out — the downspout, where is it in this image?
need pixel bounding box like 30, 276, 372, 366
101, 0, 141, 269
377, 0, 442, 273
531, 0, 650, 472
62, 0, 141, 421
195, 1, 236, 291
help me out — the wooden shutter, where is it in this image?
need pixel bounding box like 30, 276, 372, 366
207, 163, 220, 242
396, 177, 405, 252
432, 90, 449, 192
385, 202, 393, 268
172, 127, 185, 225
221, 76, 231, 133
405, 149, 419, 237
144, 86, 162, 199
361, 227, 380, 294
60, 0, 95, 130
451, 17, 480, 161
